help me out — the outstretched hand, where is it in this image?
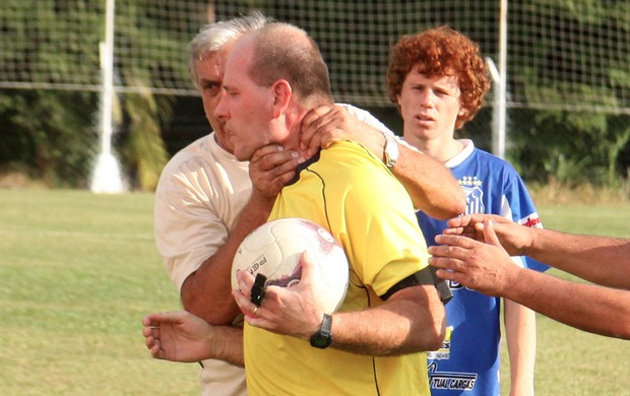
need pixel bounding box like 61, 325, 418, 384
443, 214, 533, 256
232, 251, 324, 340
141, 311, 215, 362
428, 219, 521, 296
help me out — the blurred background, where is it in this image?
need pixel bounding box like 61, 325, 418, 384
0, 0, 628, 193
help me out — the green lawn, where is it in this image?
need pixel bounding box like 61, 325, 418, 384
0, 189, 628, 395
0, 189, 198, 394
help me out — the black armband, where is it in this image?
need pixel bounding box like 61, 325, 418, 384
380, 266, 453, 304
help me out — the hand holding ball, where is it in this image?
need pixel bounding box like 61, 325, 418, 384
231, 218, 349, 314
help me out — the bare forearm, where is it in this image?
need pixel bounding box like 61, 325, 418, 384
394, 144, 465, 219
323, 111, 464, 219
330, 286, 445, 355
181, 194, 273, 324
505, 267, 630, 339
212, 325, 245, 367
504, 299, 536, 396
528, 229, 630, 289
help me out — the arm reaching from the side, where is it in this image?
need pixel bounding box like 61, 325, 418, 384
444, 214, 630, 289
142, 311, 244, 366
300, 105, 465, 219
180, 144, 299, 324
429, 219, 630, 339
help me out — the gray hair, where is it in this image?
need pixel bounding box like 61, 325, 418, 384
188, 11, 270, 87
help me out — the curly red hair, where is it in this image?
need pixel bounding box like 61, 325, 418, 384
387, 26, 490, 129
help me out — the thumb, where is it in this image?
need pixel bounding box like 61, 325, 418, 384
483, 219, 501, 247
298, 250, 319, 287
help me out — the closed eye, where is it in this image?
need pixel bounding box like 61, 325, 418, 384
223, 85, 239, 98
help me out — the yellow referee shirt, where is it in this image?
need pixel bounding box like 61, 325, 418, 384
244, 140, 431, 395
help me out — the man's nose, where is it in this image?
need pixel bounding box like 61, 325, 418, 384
214, 92, 228, 119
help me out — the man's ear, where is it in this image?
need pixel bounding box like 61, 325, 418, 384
271, 79, 292, 118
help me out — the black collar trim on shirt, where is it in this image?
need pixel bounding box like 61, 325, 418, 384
286, 149, 321, 186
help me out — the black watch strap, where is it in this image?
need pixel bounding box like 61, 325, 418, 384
309, 313, 333, 349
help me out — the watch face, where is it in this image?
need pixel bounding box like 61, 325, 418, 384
310, 314, 332, 348
311, 334, 332, 348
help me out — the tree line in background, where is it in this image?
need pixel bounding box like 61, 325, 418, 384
0, 0, 628, 190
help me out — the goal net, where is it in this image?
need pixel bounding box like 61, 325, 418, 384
1, 0, 627, 113
0, 1, 628, 189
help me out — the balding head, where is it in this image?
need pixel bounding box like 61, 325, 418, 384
241, 23, 333, 107
215, 22, 333, 161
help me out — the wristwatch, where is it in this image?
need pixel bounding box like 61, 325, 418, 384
309, 313, 333, 349
383, 134, 399, 169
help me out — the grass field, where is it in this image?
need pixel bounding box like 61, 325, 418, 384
0, 189, 628, 395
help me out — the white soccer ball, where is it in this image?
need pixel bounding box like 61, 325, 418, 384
231, 217, 349, 314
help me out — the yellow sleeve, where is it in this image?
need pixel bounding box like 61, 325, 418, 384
323, 142, 430, 297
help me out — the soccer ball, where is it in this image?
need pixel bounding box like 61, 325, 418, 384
231, 217, 349, 314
